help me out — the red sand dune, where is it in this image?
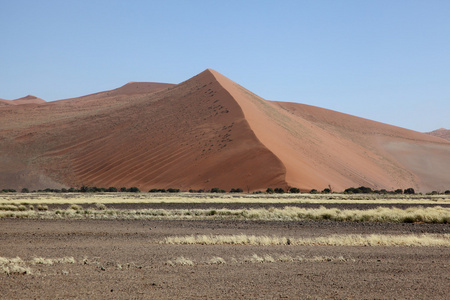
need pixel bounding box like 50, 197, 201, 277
426, 128, 450, 142
0, 69, 449, 192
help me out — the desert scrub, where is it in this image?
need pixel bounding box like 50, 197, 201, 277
0, 206, 448, 223
1, 192, 449, 205
162, 234, 450, 247
94, 203, 106, 210
37, 204, 48, 211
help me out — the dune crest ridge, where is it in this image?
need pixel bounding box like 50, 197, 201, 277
0, 69, 449, 192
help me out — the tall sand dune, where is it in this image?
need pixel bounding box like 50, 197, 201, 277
0, 69, 449, 192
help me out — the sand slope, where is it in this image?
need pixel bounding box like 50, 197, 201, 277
0, 69, 449, 192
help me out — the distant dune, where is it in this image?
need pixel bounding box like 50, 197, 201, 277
426, 128, 450, 142
0, 69, 449, 192
0, 95, 46, 106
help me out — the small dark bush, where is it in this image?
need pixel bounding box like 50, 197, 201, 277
21, 188, 29, 193
404, 188, 415, 195
127, 187, 140, 193
321, 188, 331, 193
230, 188, 243, 193
310, 189, 318, 194
274, 188, 284, 194
210, 187, 221, 193
395, 189, 403, 194
266, 188, 274, 194
167, 188, 180, 193
107, 187, 118, 192
120, 187, 127, 192
445, 190, 450, 195
358, 186, 373, 194
289, 187, 300, 193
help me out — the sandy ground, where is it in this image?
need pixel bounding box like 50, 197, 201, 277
1, 208, 449, 299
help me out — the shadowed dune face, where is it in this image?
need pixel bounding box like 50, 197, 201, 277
0, 69, 449, 192
0, 70, 285, 191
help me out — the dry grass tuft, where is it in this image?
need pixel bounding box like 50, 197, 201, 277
95, 203, 106, 210
207, 257, 226, 265
0, 256, 76, 276
31, 256, 76, 265
166, 256, 195, 266
162, 254, 354, 267
0, 257, 32, 275
162, 233, 450, 247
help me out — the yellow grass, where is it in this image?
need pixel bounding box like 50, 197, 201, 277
1, 205, 448, 223
31, 256, 76, 265
1, 192, 449, 205
166, 254, 352, 266
0, 256, 76, 276
0, 257, 32, 275
162, 234, 450, 247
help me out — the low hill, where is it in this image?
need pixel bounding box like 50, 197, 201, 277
0, 95, 46, 106
0, 69, 449, 192
426, 128, 450, 142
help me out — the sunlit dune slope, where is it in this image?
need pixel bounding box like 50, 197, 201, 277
0, 69, 449, 192
209, 69, 450, 192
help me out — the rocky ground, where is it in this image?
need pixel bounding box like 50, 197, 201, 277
0, 203, 449, 299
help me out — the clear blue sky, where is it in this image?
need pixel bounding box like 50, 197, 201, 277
1, 0, 449, 132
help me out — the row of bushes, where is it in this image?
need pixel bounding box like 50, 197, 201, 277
1, 186, 450, 195
343, 186, 417, 195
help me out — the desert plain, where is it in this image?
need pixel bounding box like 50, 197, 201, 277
1, 193, 449, 299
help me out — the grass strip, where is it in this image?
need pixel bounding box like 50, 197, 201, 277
162, 234, 450, 247
1, 193, 449, 205
0, 205, 448, 223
